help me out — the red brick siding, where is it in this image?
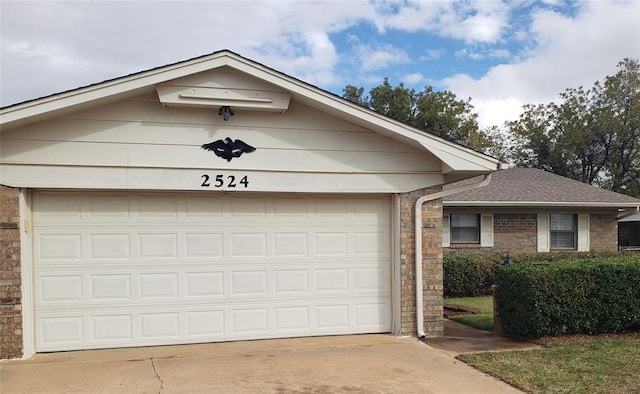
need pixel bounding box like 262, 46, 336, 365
398, 186, 443, 338
1, 185, 22, 359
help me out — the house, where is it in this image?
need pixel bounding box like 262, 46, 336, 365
442, 168, 640, 254
0, 50, 503, 359
619, 212, 640, 250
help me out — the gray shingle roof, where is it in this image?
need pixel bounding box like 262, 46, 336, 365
443, 168, 640, 206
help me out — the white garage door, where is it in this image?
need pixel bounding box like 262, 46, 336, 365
32, 191, 392, 351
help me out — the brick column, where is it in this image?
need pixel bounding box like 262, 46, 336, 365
398, 186, 443, 338
1, 185, 22, 359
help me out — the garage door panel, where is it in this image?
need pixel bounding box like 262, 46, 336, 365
186, 272, 224, 297
38, 233, 82, 261
230, 233, 267, 257
39, 275, 83, 303
185, 233, 224, 258
92, 314, 133, 341
91, 274, 132, 300
89, 233, 131, 260
34, 192, 391, 351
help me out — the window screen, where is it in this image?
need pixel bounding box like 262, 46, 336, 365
550, 214, 576, 249
451, 213, 480, 243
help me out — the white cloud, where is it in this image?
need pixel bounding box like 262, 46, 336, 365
441, 0, 640, 128
1, 0, 638, 135
354, 44, 411, 72
403, 72, 428, 84
420, 48, 446, 61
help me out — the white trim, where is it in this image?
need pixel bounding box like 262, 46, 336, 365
442, 214, 450, 248
391, 194, 402, 336
537, 214, 550, 252
577, 214, 590, 252
19, 188, 35, 359
480, 214, 494, 247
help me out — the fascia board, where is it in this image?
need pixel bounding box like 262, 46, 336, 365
444, 201, 640, 208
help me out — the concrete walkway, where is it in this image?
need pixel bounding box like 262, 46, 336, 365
0, 334, 524, 394
426, 319, 541, 357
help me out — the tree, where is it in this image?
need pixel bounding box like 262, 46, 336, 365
593, 58, 640, 196
342, 79, 491, 151
507, 58, 640, 197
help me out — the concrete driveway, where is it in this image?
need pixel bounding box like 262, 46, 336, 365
1, 334, 522, 393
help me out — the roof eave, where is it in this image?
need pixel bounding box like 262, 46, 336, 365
444, 201, 640, 208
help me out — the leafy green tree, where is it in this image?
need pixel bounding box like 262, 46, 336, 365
593, 58, 640, 196
508, 58, 640, 197
342, 85, 369, 107
342, 79, 490, 151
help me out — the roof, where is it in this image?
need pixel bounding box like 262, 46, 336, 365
443, 167, 640, 208
620, 211, 640, 222
0, 50, 502, 182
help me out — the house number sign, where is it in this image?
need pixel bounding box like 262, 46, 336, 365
201, 174, 249, 188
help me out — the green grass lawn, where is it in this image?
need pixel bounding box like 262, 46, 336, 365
446, 296, 640, 393
444, 295, 494, 331
458, 334, 640, 394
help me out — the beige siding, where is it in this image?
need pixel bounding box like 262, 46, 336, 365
1, 90, 442, 192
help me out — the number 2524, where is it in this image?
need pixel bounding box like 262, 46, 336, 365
201, 174, 249, 188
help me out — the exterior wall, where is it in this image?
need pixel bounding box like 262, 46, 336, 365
1, 81, 444, 193
590, 213, 618, 252
399, 186, 443, 338
444, 210, 619, 254
0, 185, 22, 359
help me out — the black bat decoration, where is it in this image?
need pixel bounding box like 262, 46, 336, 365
201, 138, 256, 162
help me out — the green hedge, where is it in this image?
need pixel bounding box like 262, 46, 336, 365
495, 255, 640, 338
444, 254, 501, 297
443, 251, 615, 298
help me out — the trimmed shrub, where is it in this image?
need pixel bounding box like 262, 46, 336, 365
443, 251, 618, 298
444, 253, 502, 297
495, 255, 640, 338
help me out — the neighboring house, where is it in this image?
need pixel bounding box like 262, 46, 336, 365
0, 50, 503, 359
619, 212, 640, 250
442, 168, 640, 254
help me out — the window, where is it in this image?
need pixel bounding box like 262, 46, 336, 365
450, 213, 480, 243
550, 214, 577, 249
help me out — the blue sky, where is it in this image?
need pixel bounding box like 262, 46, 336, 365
1, 0, 639, 128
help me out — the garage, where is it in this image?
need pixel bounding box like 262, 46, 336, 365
1, 50, 502, 359
33, 191, 391, 351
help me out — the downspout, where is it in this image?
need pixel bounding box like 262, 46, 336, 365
414, 173, 492, 337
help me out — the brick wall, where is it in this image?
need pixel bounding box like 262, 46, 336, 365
590, 213, 618, 252
398, 186, 443, 338
494, 213, 537, 253
445, 211, 619, 254
1, 185, 22, 359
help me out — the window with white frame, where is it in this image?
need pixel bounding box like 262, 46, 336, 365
443, 213, 493, 248
550, 214, 577, 249
450, 213, 480, 243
